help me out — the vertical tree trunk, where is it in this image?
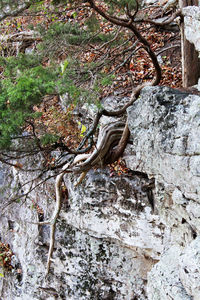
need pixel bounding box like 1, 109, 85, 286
179, 0, 200, 87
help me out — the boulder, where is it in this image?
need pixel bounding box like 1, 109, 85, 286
126, 86, 200, 299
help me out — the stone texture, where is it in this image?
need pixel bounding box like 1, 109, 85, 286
126, 86, 200, 299
147, 237, 200, 300
64, 169, 162, 259
179, 237, 200, 299
183, 6, 200, 53
127, 86, 200, 202
1, 86, 200, 299
147, 246, 192, 300
0, 165, 160, 299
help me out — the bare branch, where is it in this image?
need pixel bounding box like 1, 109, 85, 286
136, 9, 182, 26
0, 31, 41, 42
156, 43, 180, 56
88, 0, 129, 27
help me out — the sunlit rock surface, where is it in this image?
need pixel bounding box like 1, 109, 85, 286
0, 164, 158, 299
183, 6, 200, 53
126, 86, 200, 299
0, 86, 200, 299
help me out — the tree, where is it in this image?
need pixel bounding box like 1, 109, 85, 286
0, 0, 183, 273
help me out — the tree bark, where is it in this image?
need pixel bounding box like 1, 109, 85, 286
179, 0, 200, 87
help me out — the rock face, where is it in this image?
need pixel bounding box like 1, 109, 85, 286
182, 6, 200, 91
183, 6, 200, 53
0, 166, 158, 299
127, 86, 200, 299
0, 86, 200, 299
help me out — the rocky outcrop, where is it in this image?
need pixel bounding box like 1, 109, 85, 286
126, 86, 200, 299
0, 164, 159, 299
182, 6, 200, 91
183, 6, 200, 53
0, 86, 200, 299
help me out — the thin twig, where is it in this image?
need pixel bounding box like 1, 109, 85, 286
156, 43, 180, 56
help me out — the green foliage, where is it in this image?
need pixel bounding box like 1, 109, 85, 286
0, 50, 115, 149
37, 22, 88, 49
40, 133, 60, 145
37, 21, 116, 59
0, 2, 121, 150
51, 0, 66, 4
0, 55, 60, 149
104, 0, 138, 14
0, 54, 41, 77
60, 59, 69, 75
101, 74, 115, 86
117, 0, 137, 9
105, 0, 137, 8
85, 14, 100, 32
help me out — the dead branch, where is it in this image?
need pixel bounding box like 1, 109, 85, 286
136, 9, 182, 26
0, 31, 40, 42
29, 162, 71, 275
156, 43, 181, 56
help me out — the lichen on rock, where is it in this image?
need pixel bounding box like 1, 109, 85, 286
0, 86, 200, 299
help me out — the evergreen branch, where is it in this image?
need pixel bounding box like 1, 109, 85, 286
125, 0, 139, 21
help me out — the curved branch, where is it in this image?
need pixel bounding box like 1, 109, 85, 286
29, 0, 163, 276
84, 0, 162, 165
88, 0, 129, 27
29, 162, 71, 275
136, 9, 182, 26
45, 162, 70, 275
104, 121, 130, 164
71, 121, 125, 172
87, 0, 161, 118
55, 0, 162, 168
43, 0, 163, 161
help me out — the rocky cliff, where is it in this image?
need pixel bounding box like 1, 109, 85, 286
0, 86, 200, 300
126, 86, 200, 300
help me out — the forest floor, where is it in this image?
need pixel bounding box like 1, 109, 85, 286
0, 2, 182, 89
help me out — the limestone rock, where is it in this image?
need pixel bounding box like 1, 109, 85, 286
1, 86, 200, 299
183, 6, 200, 53
147, 246, 192, 300
0, 164, 160, 299
63, 169, 162, 259
179, 237, 200, 299
147, 237, 200, 300
126, 86, 200, 299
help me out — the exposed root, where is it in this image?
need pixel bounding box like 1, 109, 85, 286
33, 122, 127, 274
74, 171, 88, 187
30, 163, 70, 275
30, 0, 163, 273
71, 121, 126, 173
45, 162, 73, 275
32, 97, 153, 275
